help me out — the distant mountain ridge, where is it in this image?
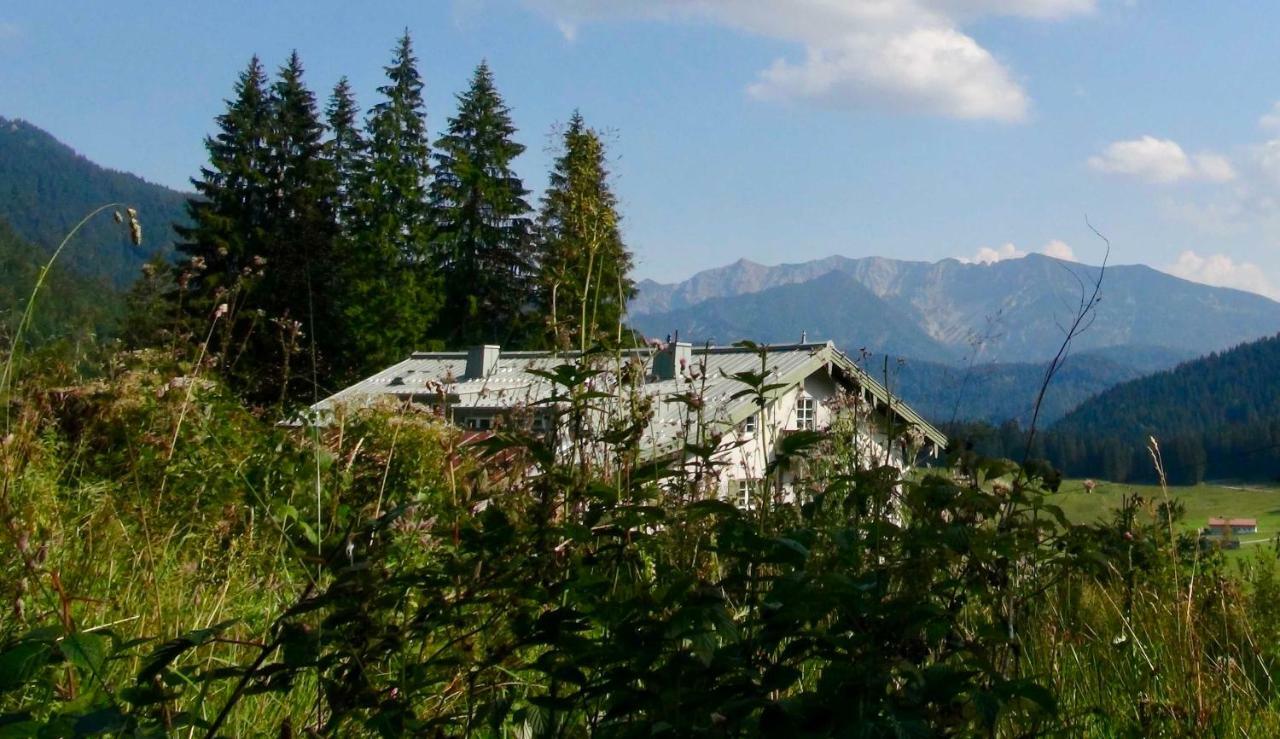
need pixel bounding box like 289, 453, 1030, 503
889, 345, 1197, 427
0, 116, 189, 288
638, 270, 961, 361
631, 254, 1280, 366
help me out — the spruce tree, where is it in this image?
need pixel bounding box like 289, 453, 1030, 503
172, 53, 340, 403
173, 56, 272, 321
535, 113, 635, 351
260, 51, 337, 402
325, 76, 363, 226
429, 61, 534, 346
338, 31, 441, 376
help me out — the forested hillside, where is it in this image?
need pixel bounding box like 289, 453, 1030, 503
1044, 333, 1280, 483
0, 217, 121, 343
0, 116, 188, 287
946, 334, 1280, 483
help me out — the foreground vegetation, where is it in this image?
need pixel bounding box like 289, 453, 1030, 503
4, 42, 1278, 732
3, 336, 1280, 737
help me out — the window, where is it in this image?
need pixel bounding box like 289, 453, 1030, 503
465, 416, 493, 431
735, 479, 754, 510
795, 397, 815, 430
743, 414, 757, 434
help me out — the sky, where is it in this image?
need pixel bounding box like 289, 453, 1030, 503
4, 1, 1280, 296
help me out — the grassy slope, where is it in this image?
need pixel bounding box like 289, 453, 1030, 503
1053, 478, 1280, 548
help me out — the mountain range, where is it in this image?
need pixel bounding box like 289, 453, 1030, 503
630, 254, 1280, 425
631, 254, 1280, 366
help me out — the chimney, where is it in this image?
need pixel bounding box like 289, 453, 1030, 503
654, 341, 692, 380
465, 345, 500, 379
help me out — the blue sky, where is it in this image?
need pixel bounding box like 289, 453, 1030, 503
3, 1, 1280, 295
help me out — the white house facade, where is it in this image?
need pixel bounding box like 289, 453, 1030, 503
311, 341, 947, 505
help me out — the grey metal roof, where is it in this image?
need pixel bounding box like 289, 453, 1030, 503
312, 342, 947, 452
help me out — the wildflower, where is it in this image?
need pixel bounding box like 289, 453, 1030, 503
213, 303, 229, 320
190, 256, 206, 271
140, 262, 156, 278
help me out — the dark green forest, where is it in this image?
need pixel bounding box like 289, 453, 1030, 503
945, 332, 1280, 484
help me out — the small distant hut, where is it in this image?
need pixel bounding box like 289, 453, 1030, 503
1205, 517, 1258, 536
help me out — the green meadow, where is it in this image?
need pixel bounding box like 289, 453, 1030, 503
1053, 478, 1280, 549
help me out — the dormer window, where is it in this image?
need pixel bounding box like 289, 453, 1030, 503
743, 414, 757, 434
796, 396, 815, 430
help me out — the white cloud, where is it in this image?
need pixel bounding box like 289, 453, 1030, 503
1192, 153, 1237, 183
524, 0, 1097, 121
1163, 250, 1280, 300
960, 239, 1079, 264
1042, 239, 1076, 260
1088, 136, 1236, 184
960, 242, 1024, 263
747, 27, 1028, 121
1260, 101, 1280, 133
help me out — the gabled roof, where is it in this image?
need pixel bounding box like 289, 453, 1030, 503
1208, 517, 1258, 527
312, 342, 947, 453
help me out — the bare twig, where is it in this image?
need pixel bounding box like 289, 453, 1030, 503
1020, 218, 1110, 467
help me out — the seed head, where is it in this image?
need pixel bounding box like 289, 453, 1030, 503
213, 303, 229, 320
126, 208, 142, 245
